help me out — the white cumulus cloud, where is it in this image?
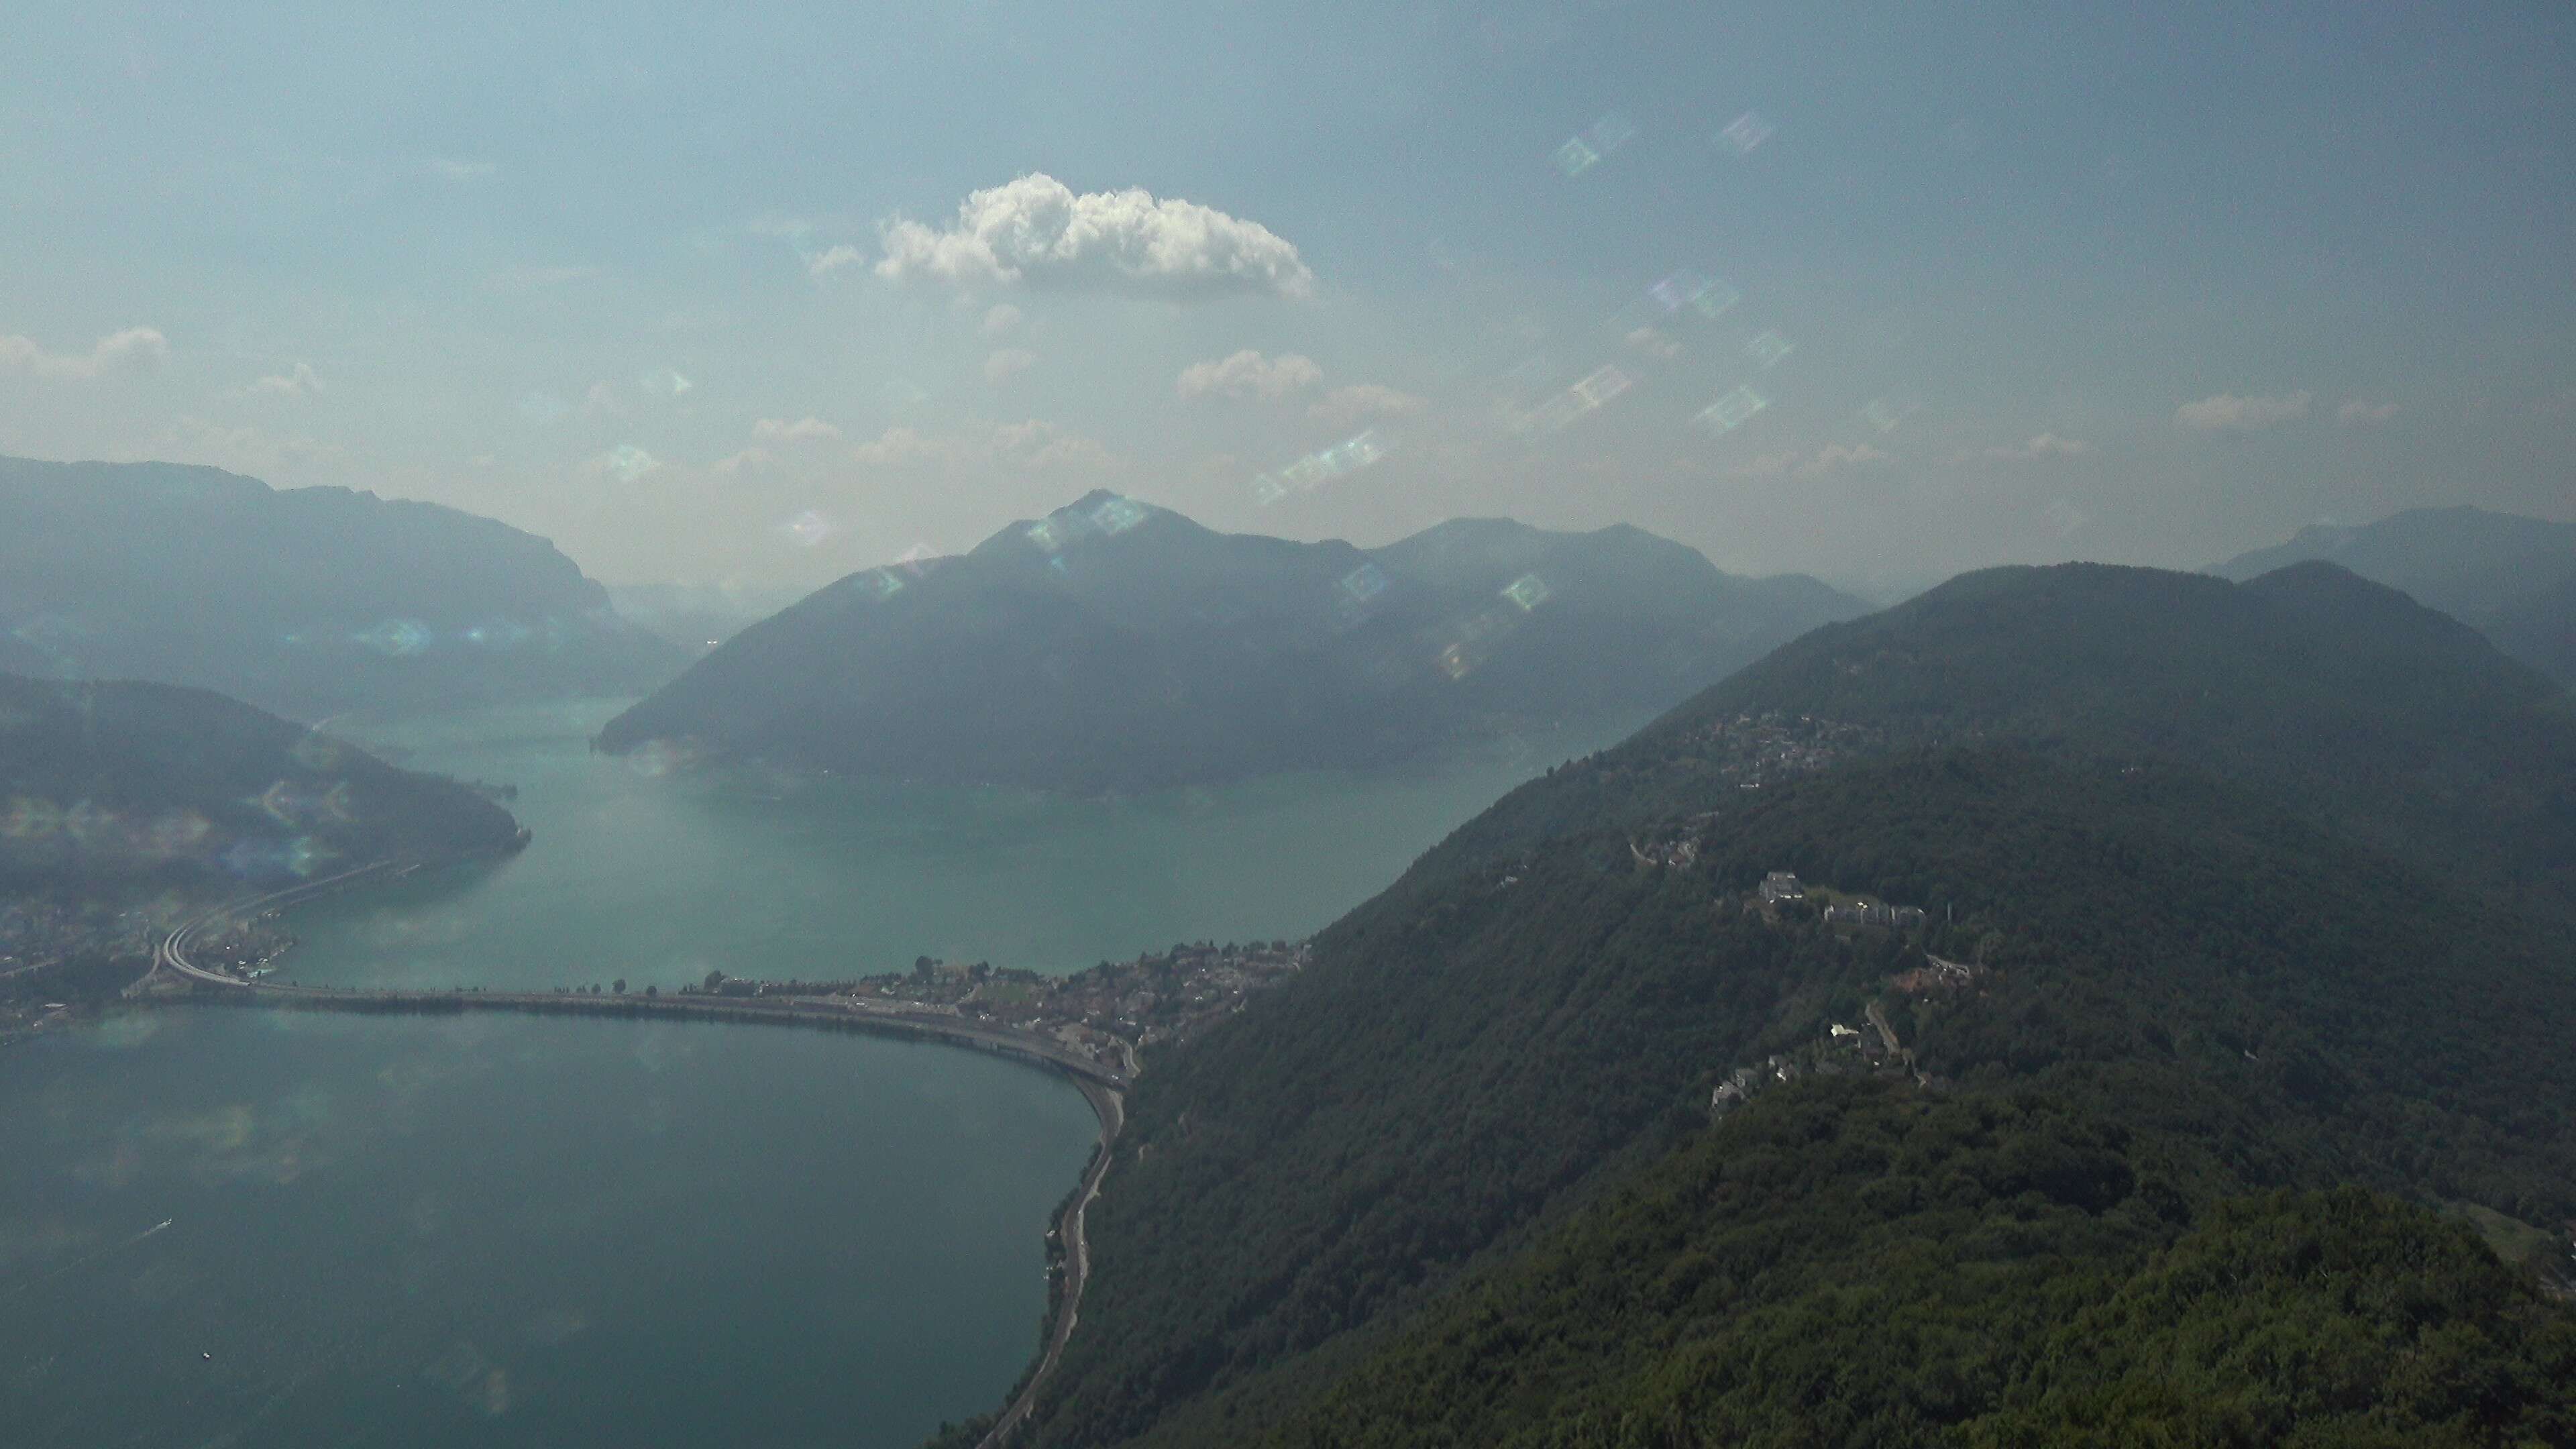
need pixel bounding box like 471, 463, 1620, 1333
806, 244, 865, 278
246, 362, 325, 398
585, 445, 661, 483
1176, 350, 1322, 400
876, 173, 1313, 300
1309, 383, 1427, 428
982, 304, 1024, 337
1982, 432, 2094, 462
2175, 389, 2312, 432
984, 348, 1039, 384
751, 416, 843, 443
0, 326, 169, 380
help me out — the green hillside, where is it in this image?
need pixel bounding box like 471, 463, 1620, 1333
1269, 1095, 2575, 1449
991, 561, 2576, 1448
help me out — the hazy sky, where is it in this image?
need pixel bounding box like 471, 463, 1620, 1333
2, 1, 2569, 594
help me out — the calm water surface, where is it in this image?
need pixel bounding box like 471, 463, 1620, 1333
283, 698, 1640, 989
0, 1009, 1096, 1449
2, 699, 1636, 1446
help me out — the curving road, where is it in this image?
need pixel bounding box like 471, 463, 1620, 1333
140, 862, 396, 996
979, 1077, 1124, 1449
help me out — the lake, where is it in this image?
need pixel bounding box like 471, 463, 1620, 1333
278, 699, 1640, 990
0, 698, 1640, 1446
0, 1009, 1099, 1449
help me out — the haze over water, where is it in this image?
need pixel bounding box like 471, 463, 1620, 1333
282, 698, 1642, 990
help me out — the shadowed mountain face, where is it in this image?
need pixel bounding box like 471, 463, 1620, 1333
596, 492, 1868, 791
2210, 504, 2576, 683
0, 672, 521, 892
0, 456, 684, 720
1000, 560, 2576, 1449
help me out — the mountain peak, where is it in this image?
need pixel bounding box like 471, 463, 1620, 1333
2206, 504, 2576, 682
602, 506, 1866, 790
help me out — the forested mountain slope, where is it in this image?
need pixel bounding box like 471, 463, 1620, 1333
2211, 504, 2576, 684
0, 455, 682, 719
1424, 561, 2576, 896
2491, 571, 2576, 690
1271, 1100, 2576, 1448
994, 562, 2576, 1449
597, 493, 1864, 792
0, 672, 523, 891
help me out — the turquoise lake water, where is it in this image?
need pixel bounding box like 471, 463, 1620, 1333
0, 698, 1640, 1446
278, 699, 1638, 990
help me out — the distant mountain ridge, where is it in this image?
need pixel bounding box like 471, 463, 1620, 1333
0, 455, 684, 720
0, 671, 523, 892
598, 492, 1869, 791
2210, 504, 2576, 683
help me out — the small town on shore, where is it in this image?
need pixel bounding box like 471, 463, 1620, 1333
674, 938, 1311, 1075
6, 876, 1312, 1067
0, 889, 213, 1044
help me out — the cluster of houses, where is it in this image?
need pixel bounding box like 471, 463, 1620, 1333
1672, 710, 1883, 792
1709, 1013, 1907, 1117
685, 939, 1312, 1071
1756, 871, 1927, 928
1890, 955, 1983, 995
1825, 900, 1927, 928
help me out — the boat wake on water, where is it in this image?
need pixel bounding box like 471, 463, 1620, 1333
1, 1218, 174, 1299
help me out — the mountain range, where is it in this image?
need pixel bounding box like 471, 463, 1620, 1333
0, 455, 683, 720
2211, 504, 2576, 684
598, 492, 1868, 791
976, 559, 2576, 1448
0, 671, 523, 893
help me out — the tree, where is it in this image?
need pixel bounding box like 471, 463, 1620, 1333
613, 978, 626, 994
